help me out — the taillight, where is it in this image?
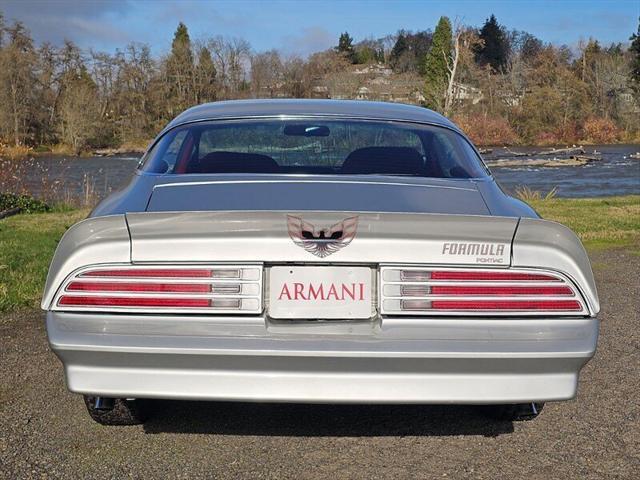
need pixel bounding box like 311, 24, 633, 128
53, 265, 262, 314
381, 267, 588, 316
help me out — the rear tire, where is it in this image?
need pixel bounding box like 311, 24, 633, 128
83, 396, 148, 425
483, 402, 545, 421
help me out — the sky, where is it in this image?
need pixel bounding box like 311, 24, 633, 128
0, 0, 638, 57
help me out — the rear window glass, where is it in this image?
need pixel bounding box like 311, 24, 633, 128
140, 119, 488, 178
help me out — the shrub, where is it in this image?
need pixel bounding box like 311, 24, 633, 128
0, 143, 34, 160
581, 117, 621, 144
534, 131, 564, 146
452, 113, 519, 146
0, 193, 50, 214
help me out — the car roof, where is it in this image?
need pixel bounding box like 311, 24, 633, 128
165, 99, 460, 131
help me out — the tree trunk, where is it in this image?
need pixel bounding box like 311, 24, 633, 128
444, 31, 461, 116
9, 78, 20, 146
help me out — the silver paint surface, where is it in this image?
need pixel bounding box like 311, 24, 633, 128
47, 311, 598, 403
42, 100, 600, 404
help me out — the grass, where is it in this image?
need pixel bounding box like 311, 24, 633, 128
0, 209, 88, 312
515, 185, 558, 202
528, 195, 640, 250
0, 195, 638, 312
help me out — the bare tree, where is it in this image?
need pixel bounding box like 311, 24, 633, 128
444, 25, 481, 116
60, 74, 99, 153
208, 36, 250, 97
444, 26, 462, 115
0, 22, 39, 145
250, 50, 282, 97
282, 55, 308, 97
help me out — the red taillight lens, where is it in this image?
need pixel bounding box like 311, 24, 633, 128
58, 296, 211, 308
54, 265, 262, 313
430, 285, 573, 296
67, 281, 211, 293
81, 269, 213, 278
431, 300, 583, 311
381, 267, 587, 316
429, 271, 559, 282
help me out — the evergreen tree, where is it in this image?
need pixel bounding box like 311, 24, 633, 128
630, 17, 640, 97
389, 30, 433, 72
390, 31, 408, 63
166, 22, 195, 114
171, 22, 192, 58
336, 32, 356, 62
195, 46, 217, 102
423, 16, 452, 111
337, 32, 354, 53
475, 14, 510, 71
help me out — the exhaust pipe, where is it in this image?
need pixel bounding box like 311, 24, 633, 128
94, 397, 115, 411
515, 402, 541, 419
530, 402, 539, 415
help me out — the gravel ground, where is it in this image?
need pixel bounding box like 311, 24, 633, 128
1, 249, 638, 479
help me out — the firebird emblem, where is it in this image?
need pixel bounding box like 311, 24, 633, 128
287, 215, 359, 258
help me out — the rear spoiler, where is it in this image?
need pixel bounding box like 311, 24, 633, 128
41, 212, 599, 315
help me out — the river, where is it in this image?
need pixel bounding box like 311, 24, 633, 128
1, 144, 638, 204
483, 144, 639, 198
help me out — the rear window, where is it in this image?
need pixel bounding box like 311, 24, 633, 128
140, 119, 488, 178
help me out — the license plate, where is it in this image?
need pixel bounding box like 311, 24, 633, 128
269, 266, 372, 319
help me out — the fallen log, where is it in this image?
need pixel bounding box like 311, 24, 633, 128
502, 147, 532, 157
94, 146, 145, 156
486, 156, 593, 168
570, 155, 601, 162
538, 146, 585, 156
0, 207, 21, 219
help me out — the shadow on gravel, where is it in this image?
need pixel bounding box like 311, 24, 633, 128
142, 401, 514, 437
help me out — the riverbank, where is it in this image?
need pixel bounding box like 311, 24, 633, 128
1, 139, 639, 161
0, 141, 149, 161
1, 195, 638, 313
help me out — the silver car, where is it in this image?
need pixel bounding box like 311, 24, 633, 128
42, 100, 599, 425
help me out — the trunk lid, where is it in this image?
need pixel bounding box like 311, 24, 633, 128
126, 211, 517, 266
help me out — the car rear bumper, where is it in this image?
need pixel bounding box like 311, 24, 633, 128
46, 312, 599, 404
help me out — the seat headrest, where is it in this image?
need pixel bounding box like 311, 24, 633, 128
341, 147, 424, 175
196, 151, 280, 174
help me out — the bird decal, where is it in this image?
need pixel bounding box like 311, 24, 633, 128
287, 215, 359, 258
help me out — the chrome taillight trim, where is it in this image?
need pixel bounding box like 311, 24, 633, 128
52, 264, 263, 314
379, 266, 589, 316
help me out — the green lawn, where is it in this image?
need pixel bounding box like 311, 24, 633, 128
0, 209, 88, 312
529, 195, 640, 250
0, 195, 638, 312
